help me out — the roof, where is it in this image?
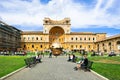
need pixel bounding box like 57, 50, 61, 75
21, 31, 43, 35
70, 32, 96, 35
0, 20, 21, 32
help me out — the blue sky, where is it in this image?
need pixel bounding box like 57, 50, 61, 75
0, 0, 120, 37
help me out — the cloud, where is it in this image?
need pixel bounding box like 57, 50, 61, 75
0, 0, 120, 30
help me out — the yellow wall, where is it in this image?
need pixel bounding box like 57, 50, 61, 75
21, 32, 98, 52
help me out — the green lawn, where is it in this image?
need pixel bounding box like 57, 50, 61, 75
0, 54, 120, 80
0, 56, 26, 78
88, 56, 120, 80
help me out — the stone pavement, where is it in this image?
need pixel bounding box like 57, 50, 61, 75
4, 56, 105, 80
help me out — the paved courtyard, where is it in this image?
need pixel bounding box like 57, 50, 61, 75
4, 56, 105, 80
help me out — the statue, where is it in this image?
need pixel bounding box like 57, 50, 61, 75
50, 42, 63, 56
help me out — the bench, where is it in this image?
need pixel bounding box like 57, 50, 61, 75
15, 52, 26, 56
24, 56, 38, 68
81, 60, 93, 71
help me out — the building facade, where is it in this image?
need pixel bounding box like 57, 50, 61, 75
0, 21, 21, 52
0, 18, 119, 54
21, 18, 107, 52
95, 34, 120, 53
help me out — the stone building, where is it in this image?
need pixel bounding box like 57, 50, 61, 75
1, 18, 119, 54
21, 18, 106, 52
0, 21, 21, 52
95, 34, 120, 54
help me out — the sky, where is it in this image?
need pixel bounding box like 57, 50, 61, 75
0, 0, 120, 37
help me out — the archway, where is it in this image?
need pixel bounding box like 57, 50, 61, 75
117, 41, 120, 50
49, 26, 65, 47
117, 41, 120, 45
49, 26, 65, 56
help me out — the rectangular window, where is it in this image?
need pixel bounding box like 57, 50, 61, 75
40, 45, 42, 48
32, 37, 34, 40
76, 38, 77, 40
28, 37, 30, 40
80, 38, 82, 40
36, 37, 38, 40
103, 43, 104, 46
32, 45, 34, 48
24, 37, 26, 40
88, 45, 90, 48
76, 45, 77, 48
84, 37, 86, 40
59, 39, 61, 42
41, 37, 42, 40
24, 45, 26, 48
71, 45, 73, 48
80, 45, 82, 48
71, 37, 73, 40
89, 38, 90, 40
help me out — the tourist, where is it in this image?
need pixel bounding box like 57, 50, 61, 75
49, 52, 52, 58
72, 54, 76, 62
41, 51, 44, 57
36, 54, 42, 63
74, 55, 88, 71
67, 54, 71, 61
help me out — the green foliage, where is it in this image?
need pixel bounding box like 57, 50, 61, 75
44, 52, 50, 55
26, 52, 35, 56
0, 56, 26, 78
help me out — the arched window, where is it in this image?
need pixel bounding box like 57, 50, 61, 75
32, 45, 34, 48
117, 41, 120, 44
45, 20, 48, 24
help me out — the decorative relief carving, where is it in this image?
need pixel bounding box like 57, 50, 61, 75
43, 17, 70, 25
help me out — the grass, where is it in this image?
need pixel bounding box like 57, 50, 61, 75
88, 56, 120, 80
0, 53, 120, 80
92, 63, 120, 80
0, 56, 26, 78
88, 56, 120, 64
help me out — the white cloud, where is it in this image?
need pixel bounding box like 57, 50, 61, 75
0, 0, 120, 30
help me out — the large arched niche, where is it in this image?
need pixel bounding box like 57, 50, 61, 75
117, 41, 120, 50
49, 26, 65, 48
117, 41, 120, 45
